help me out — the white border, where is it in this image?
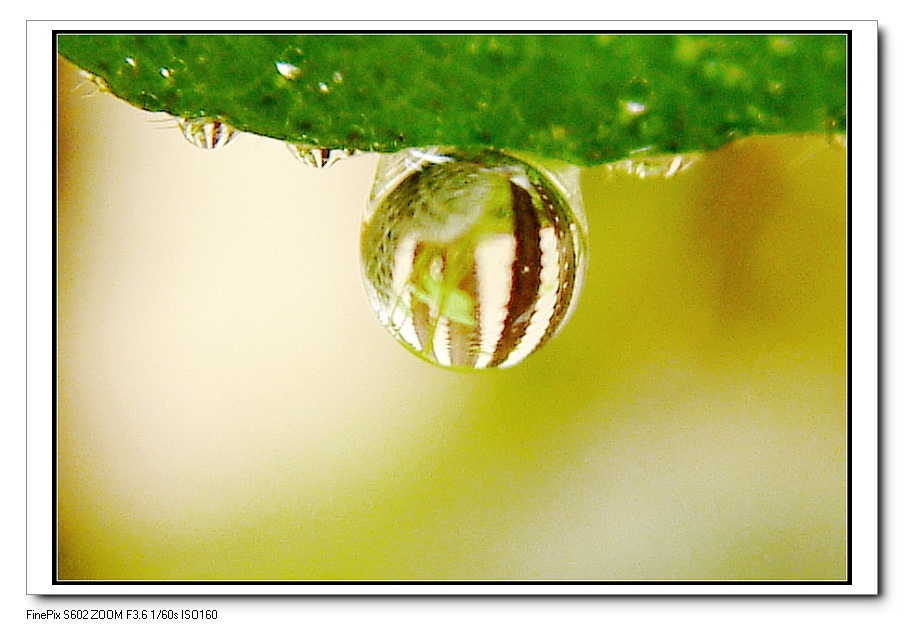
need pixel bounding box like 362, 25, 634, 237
25, 21, 878, 599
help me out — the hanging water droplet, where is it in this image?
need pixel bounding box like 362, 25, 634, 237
360, 148, 588, 370
75, 69, 110, 95
177, 117, 236, 150
605, 153, 701, 179
287, 144, 360, 168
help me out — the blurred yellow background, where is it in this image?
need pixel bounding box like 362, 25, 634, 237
56, 57, 847, 581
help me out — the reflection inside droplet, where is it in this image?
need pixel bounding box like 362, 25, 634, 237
360, 148, 588, 370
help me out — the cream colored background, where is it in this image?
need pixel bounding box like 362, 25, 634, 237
56, 57, 847, 581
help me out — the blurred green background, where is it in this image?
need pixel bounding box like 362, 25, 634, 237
56, 56, 847, 581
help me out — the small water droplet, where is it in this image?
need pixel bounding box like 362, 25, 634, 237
623, 100, 646, 115
360, 148, 588, 370
177, 118, 236, 150
76, 69, 110, 95
275, 61, 301, 80
606, 153, 700, 179
287, 144, 359, 168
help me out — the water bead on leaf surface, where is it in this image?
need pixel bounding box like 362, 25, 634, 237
360, 148, 588, 370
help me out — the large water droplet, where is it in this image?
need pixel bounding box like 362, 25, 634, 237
360, 148, 588, 370
177, 118, 236, 150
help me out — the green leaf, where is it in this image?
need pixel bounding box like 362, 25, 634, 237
57, 33, 847, 166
